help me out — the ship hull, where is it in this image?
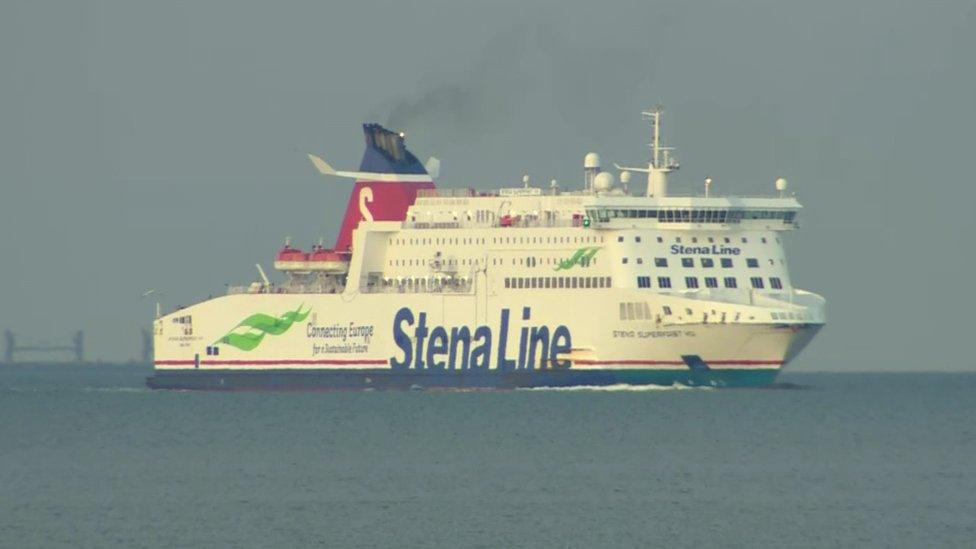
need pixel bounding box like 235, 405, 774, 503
146, 367, 781, 391
149, 292, 823, 391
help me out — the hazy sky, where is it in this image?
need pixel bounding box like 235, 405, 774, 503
1, 0, 973, 369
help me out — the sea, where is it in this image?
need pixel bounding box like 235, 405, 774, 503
0, 364, 973, 548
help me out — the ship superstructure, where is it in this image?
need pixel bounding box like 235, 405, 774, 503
148, 109, 824, 390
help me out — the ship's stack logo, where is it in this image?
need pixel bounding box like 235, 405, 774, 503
216, 304, 311, 351
554, 246, 600, 271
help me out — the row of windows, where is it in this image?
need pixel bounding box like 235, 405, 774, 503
390, 255, 598, 268
637, 276, 784, 290
505, 276, 612, 290
391, 235, 604, 247
620, 235, 775, 245
623, 257, 766, 268
593, 208, 796, 224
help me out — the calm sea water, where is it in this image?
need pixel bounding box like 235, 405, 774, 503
0, 365, 973, 548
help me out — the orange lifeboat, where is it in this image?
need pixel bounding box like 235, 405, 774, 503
273, 240, 309, 271
307, 244, 350, 273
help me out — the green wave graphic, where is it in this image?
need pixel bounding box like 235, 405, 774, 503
554, 246, 600, 271
216, 304, 310, 352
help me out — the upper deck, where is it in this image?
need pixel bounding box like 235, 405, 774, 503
404, 189, 801, 232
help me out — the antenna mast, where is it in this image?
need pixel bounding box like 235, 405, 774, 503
640, 106, 679, 197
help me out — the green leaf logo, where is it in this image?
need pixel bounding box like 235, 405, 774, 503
215, 304, 311, 351
554, 246, 600, 271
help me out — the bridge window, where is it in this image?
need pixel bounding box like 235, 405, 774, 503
658, 277, 672, 288
701, 258, 714, 268
685, 277, 699, 289
747, 258, 759, 268
637, 276, 651, 288
721, 258, 734, 268
681, 258, 694, 268
750, 277, 764, 289
655, 258, 668, 267
724, 277, 737, 288
704, 277, 718, 288
770, 277, 783, 289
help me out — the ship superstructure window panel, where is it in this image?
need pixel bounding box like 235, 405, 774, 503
724, 277, 737, 288
770, 277, 783, 289
704, 277, 718, 288
655, 258, 668, 267
721, 258, 733, 268
750, 277, 765, 289
747, 258, 759, 268
681, 258, 694, 268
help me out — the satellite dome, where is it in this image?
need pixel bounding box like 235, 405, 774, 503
593, 171, 614, 192
775, 177, 788, 191
584, 152, 601, 169
620, 171, 631, 184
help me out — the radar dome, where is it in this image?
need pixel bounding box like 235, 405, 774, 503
593, 171, 614, 192
775, 177, 788, 191
620, 171, 631, 184
584, 153, 601, 169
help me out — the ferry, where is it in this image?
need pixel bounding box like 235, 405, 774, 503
147, 108, 825, 390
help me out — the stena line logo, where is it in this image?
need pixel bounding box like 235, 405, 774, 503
670, 244, 741, 255
390, 307, 572, 370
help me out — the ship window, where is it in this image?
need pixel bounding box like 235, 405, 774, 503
619, 303, 627, 320
770, 277, 783, 289
724, 277, 737, 288
685, 277, 699, 289
657, 236, 663, 243
742, 237, 748, 244
571, 278, 578, 288
747, 258, 759, 268
654, 258, 668, 267
505, 278, 511, 288
704, 277, 718, 288
724, 237, 731, 243
761, 237, 767, 244
675, 237, 682, 243
637, 276, 651, 288
721, 258, 733, 268
517, 278, 525, 289
751, 277, 764, 289
663, 306, 672, 316
622, 258, 628, 264
708, 237, 714, 243
625, 302, 635, 320
681, 258, 694, 268
658, 277, 672, 288
701, 258, 714, 268
691, 237, 698, 243
636, 258, 643, 264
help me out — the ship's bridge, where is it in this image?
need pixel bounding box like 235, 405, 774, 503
585, 196, 801, 231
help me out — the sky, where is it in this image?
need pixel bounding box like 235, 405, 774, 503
0, 0, 973, 369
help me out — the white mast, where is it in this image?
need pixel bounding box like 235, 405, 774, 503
615, 106, 680, 197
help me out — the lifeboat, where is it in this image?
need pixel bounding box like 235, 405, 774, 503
307, 244, 350, 273
273, 240, 309, 271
